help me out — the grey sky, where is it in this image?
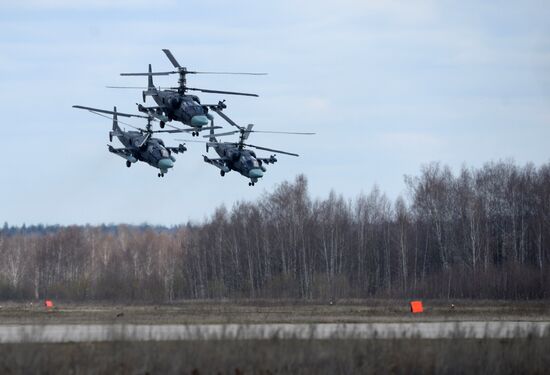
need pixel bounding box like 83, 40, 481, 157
1, 0, 549, 226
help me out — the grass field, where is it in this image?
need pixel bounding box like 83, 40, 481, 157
1, 299, 549, 324
1, 300, 549, 374
1, 337, 550, 374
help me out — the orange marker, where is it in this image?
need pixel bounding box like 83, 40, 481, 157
410, 300, 423, 313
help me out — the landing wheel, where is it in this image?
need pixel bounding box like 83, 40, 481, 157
160, 121, 165, 128
220, 171, 225, 177
158, 173, 164, 178
126, 160, 131, 168
249, 182, 255, 186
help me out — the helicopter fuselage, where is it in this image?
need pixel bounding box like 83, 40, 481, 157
152, 91, 209, 129
116, 132, 175, 173
211, 143, 265, 182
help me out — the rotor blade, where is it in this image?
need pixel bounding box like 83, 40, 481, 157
187, 87, 258, 97
174, 139, 231, 148
242, 143, 299, 157
242, 124, 254, 140
152, 129, 192, 134
106, 86, 147, 89
162, 49, 181, 68
187, 71, 267, 76
203, 130, 239, 138
86, 111, 143, 131
138, 133, 151, 148
120, 71, 176, 76
165, 125, 195, 133
106, 86, 156, 90
173, 139, 209, 144
249, 130, 316, 135
73, 105, 150, 119
209, 107, 242, 129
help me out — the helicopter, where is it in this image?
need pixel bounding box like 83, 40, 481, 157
108, 49, 266, 136
73, 105, 188, 177
178, 104, 314, 186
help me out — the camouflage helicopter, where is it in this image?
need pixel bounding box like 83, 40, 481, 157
73, 105, 188, 177
108, 49, 266, 136
178, 104, 314, 186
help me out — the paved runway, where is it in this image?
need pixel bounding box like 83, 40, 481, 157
0, 322, 549, 343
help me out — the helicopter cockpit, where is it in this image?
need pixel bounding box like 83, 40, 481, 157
181, 99, 205, 116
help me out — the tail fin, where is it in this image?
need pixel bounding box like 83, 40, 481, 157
207, 118, 216, 152
110, 106, 121, 142
147, 64, 154, 89
112, 106, 121, 132
142, 64, 156, 102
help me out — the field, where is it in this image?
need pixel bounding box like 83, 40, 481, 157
1, 299, 549, 324
1, 300, 550, 374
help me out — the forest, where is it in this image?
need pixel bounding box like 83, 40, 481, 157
1, 160, 549, 301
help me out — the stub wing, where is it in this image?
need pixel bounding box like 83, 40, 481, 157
203, 155, 230, 172
137, 104, 169, 122
166, 144, 187, 154
257, 155, 278, 165
108, 145, 137, 163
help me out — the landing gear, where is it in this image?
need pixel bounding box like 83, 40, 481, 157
192, 131, 198, 137
126, 160, 131, 168
160, 121, 165, 128
220, 171, 225, 177
158, 173, 165, 178
248, 182, 255, 186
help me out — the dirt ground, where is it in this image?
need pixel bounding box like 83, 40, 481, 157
0, 299, 549, 325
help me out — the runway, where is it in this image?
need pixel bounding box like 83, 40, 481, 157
1, 321, 549, 343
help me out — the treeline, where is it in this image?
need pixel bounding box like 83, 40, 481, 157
1, 160, 549, 301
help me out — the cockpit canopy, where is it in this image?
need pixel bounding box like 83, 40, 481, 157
181, 99, 204, 115
241, 154, 259, 169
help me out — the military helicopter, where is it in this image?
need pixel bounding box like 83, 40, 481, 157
73, 105, 188, 177
108, 49, 266, 136
178, 104, 314, 186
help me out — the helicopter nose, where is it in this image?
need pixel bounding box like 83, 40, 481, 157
249, 168, 264, 179
158, 158, 174, 170
191, 115, 209, 127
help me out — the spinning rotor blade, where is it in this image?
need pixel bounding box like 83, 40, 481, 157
168, 124, 222, 133
107, 86, 155, 89
73, 105, 150, 119
162, 49, 266, 76
251, 130, 316, 135
205, 130, 315, 138
106, 86, 146, 89
86, 111, 143, 131
152, 129, 190, 134
187, 71, 267, 75
174, 139, 222, 148
120, 71, 175, 76
162, 49, 181, 68
242, 124, 254, 140
137, 133, 151, 148
242, 143, 299, 157
187, 87, 258, 97
204, 130, 239, 138
209, 107, 242, 129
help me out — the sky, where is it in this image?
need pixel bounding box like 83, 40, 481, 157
1, 0, 549, 226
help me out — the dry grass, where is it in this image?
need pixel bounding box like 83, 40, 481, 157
1, 336, 549, 374
0, 299, 549, 325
